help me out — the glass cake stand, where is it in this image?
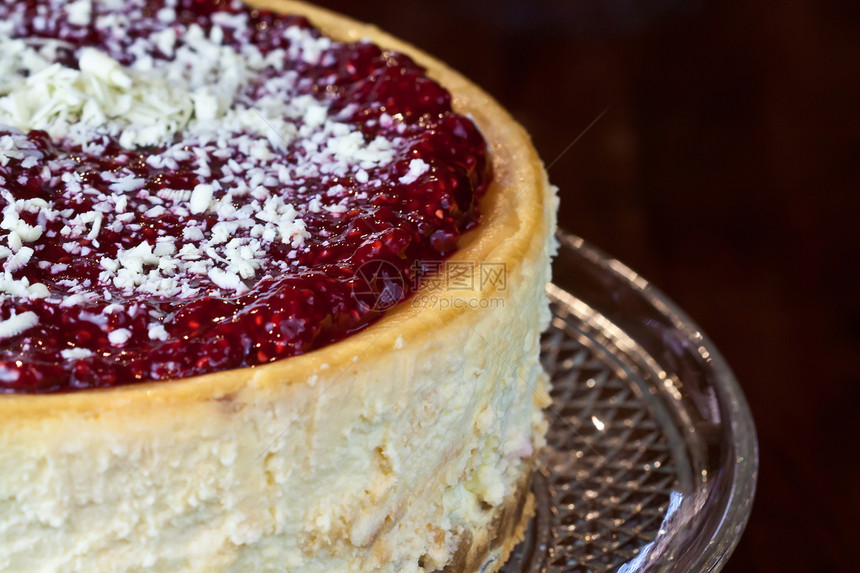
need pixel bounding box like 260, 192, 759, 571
503, 231, 758, 572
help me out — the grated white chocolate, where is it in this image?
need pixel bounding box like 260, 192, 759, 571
0, 0, 411, 345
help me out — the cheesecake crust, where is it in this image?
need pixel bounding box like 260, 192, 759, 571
441, 470, 536, 573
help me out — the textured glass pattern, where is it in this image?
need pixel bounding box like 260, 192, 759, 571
500, 232, 757, 572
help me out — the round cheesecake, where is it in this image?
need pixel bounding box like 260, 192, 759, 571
0, 1, 558, 571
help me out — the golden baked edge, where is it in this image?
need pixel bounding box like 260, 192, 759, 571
0, 0, 556, 417
0, 1, 559, 571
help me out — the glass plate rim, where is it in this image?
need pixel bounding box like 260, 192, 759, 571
552, 229, 759, 572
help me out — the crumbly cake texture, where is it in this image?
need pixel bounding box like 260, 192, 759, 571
0, 1, 558, 572
0, 0, 490, 392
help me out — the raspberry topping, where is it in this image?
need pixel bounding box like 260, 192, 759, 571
0, 0, 490, 393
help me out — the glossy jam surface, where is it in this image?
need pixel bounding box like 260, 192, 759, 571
0, 0, 489, 393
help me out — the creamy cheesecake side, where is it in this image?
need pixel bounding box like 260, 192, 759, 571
0, 1, 558, 571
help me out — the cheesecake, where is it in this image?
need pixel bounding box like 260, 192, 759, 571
0, 1, 558, 571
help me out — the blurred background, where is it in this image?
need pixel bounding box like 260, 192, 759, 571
314, 0, 857, 571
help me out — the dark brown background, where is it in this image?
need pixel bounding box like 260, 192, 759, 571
314, 0, 858, 571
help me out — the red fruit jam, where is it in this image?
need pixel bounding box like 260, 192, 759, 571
0, 0, 490, 393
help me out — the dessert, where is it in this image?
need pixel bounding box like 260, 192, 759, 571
0, 0, 557, 571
